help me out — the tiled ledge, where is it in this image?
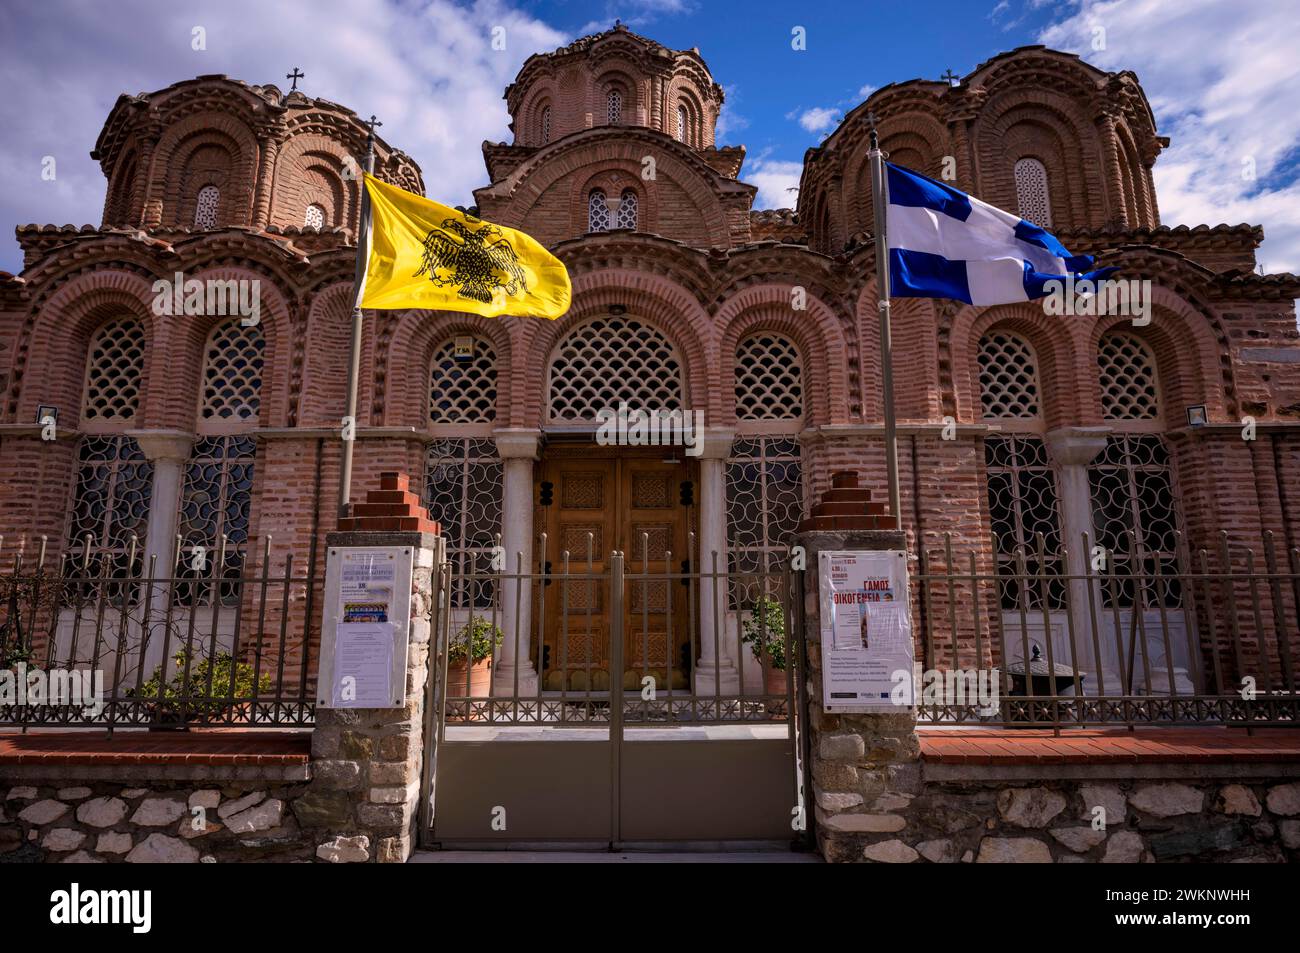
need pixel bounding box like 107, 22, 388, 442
0, 730, 311, 782
919, 727, 1300, 782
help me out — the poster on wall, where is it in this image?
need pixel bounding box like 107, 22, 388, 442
319, 546, 412, 709
819, 550, 914, 712
339, 550, 397, 623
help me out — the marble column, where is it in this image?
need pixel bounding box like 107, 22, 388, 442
1045, 426, 1110, 681
694, 427, 739, 696
493, 428, 540, 696
129, 429, 194, 680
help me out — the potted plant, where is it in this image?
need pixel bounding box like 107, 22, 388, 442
446, 615, 502, 697
741, 596, 790, 697
129, 649, 272, 727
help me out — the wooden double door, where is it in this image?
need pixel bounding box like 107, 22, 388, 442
537, 446, 697, 690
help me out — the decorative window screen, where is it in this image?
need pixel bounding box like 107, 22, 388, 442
615, 189, 638, 230
1098, 333, 1159, 420
607, 89, 622, 124
727, 437, 804, 608
429, 336, 497, 423
175, 435, 256, 606
541, 106, 551, 144
200, 320, 264, 422
1087, 434, 1182, 608
985, 435, 1065, 610
194, 185, 220, 229
735, 333, 803, 421
588, 190, 610, 233
304, 204, 325, 229
424, 438, 503, 608
677, 105, 688, 142
84, 317, 146, 421
64, 436, 153, 591
978, 332, 1040, 419
1014, 157, 1052, 228
547, 316, 683, 421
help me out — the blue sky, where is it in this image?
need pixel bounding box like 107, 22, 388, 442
2, 0, 1299, 275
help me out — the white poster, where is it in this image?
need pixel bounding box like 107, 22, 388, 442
339, 550, 397, 623
330, 622, 395, 708
819, 550, 914, 712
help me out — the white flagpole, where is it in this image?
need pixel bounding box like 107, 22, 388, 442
868, 125, 902, 531
337, 119, 379, 518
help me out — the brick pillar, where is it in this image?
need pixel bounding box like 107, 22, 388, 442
794, 471, 920, 863
298, 471, 442, 864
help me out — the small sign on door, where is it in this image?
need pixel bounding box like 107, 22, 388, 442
454, 335, 474, 361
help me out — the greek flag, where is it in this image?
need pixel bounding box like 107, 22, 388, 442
884, 162, 1115, 306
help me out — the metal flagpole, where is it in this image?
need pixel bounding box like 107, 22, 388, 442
337, 116, 380, 518
868, 123, 902, 531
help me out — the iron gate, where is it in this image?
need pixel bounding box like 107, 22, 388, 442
420, 538, 809, 847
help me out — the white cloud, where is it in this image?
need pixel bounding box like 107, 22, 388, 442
0, 0, 567, 273
858, 83, 877, 99
715, 84, 749, 142
746, 157, 804, 210
797, 107, 840, 133
1040, 0, 1300, 274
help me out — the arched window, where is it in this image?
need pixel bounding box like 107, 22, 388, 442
429, 336, 497, 423
304, 203, 325, 229
1098, 333, 1159, 420
734, 333, 803, 421
677, 105, 688, 143
541, 105, 551, 144
424, 438, 503, 608
547, 316, 683, 421
614, 189, 638, 230
588, 190, 610, 233
607, 89, 623, 125
727, 437, 804, 608
194, 185, 220, 229
83, 317, 146, 423
1014, 157, 1052, 228
64, 436, 153, 586
176, 435, 256, 605
978, 332, 1040, 419
199, 319, 264, 422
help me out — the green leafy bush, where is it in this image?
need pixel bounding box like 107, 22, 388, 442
129, 649, 272, 719
449, 615, 503, 665
740, 597, 788, 671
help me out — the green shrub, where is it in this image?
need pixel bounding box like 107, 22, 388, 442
449, 615, 503, 665
740, 596, 788, 671
129, 649, 272, 719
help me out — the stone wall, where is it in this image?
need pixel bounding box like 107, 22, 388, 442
816, 772, 1300, 864
1, 779, 312, 864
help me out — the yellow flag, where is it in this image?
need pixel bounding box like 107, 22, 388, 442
360, 173, 571, 318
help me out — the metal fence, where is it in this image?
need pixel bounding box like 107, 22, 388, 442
0, 534, 320, 731
915, 530, 1300, 728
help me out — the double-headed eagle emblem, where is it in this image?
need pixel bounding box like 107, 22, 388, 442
414, 217, 528, 305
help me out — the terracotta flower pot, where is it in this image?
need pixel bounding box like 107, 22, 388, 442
446, 658, 492, 697
765, 666, 789, 698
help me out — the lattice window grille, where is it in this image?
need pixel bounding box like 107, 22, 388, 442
677, 105, 688, 143
615, 189, 638, 230
607, 89, 622, 125
63, 436, 153, 594
194, 185, 220, 229
735, 333, 804, 421
588, 190, 610, 233
978, 332, 1041, 419
985, 436, 1065, 610
84, 317, 146, 421
541, 106, 551, 144
424, 438, 503, 608
1098, 333, 1159, 420
429, 336, 497, 424
304, 204, 325, 229
547, 316, 683, 421
175, 435, 255, 606
726, 437, 804, 609
200, 320, 264, 422
1014, 157, 1052, 228
1087, 434, 1182, 609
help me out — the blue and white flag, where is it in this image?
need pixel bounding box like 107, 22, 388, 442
884, 162, 1115, 306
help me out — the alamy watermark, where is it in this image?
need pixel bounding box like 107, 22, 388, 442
151, 271, 261, 326
1041, 276, 1151, 326
0, 664, 104, 717
595, 401, 704, 457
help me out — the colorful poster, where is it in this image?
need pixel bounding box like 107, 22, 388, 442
819, 550, 914, 712
339, 551, 396, 622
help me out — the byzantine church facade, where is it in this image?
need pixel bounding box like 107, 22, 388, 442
2, 24, 1298, 692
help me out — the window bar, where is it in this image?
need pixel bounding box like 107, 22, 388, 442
1125, 532, 1155, 698
1143, 537, 1177, 696
1013, 545, 1034, 719
106, 534, 139, 733
1054, 535, 1085, 715
1102, 544, 1129, 696
1081, 532, 1108, 698
1033, 532, 1062, 733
